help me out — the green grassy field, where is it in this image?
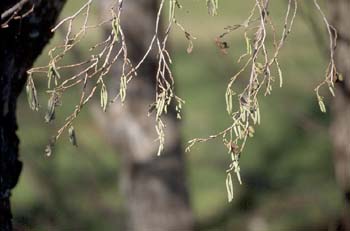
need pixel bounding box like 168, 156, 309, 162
12, 1, 343, 230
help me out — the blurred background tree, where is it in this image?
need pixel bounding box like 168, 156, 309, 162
329, 0, 350, 229
90, 0, 193, 230
0, 0, 348, 231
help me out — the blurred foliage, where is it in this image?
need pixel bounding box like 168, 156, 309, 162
12, 0, 343, 230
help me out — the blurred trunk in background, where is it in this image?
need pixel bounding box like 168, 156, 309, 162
329, 0, 350, 230
0, 1, 65, 230
91, 0, 194, 230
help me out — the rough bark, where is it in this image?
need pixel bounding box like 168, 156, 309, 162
92, 1, 194, 230
0, 0, 65, 229
329, 0, 350, 230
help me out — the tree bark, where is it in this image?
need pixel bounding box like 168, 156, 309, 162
0, 0, 65, 229
329, 1, 350, 230
92, 1, 194, 230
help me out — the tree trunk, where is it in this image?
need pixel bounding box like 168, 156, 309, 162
92, 1, 194, 230
0, 1, 65, 229
329, 1, 350, 230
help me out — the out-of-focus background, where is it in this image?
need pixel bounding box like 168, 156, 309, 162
12, 0, 345, 230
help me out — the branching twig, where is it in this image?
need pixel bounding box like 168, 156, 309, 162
25, 0, 339, 202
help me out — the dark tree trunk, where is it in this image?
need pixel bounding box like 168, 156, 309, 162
92, 1, 194, 230
329, 0, 350, 230
0, 0, 65, 229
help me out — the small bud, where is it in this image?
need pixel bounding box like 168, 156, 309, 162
68, 126, 78, 147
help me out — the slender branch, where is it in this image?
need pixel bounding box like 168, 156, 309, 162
1, 0, 30, 20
